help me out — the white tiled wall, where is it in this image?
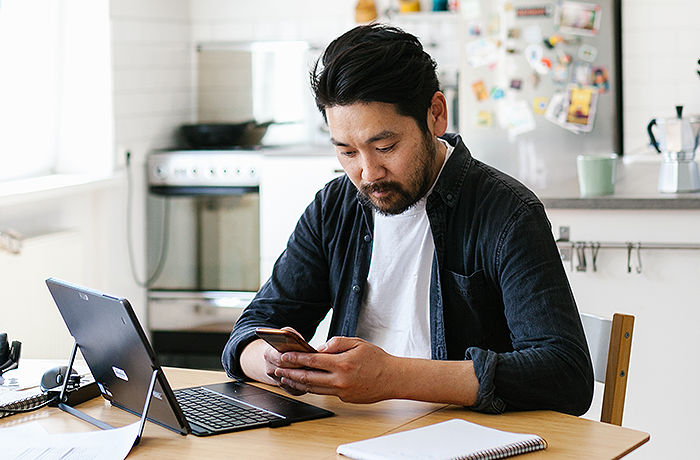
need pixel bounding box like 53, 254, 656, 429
111, 0, 193, 155
622, 0, 700, 153
189, 0, 357, 44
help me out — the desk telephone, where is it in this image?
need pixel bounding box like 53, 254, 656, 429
0, 332, 20, 376
0, 333, 98, 419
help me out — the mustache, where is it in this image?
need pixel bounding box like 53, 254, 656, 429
360, 181, 404, 195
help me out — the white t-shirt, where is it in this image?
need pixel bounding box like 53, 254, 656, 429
356, 140, 454, 358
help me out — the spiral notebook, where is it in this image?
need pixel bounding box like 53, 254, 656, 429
336, 418, 547, 460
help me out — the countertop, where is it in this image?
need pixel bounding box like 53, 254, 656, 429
537, 153, 700, 210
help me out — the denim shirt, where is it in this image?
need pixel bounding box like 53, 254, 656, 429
223, 133, 594, 416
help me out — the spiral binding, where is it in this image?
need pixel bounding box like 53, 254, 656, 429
0, 393, 55, 419
451, 437, 547, 460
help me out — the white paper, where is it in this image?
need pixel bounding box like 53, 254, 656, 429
0, 421, 141, 460
337, 419, 545, 460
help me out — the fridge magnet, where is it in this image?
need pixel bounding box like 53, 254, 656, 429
516, 5, 554, 17
472, 80, 489, 101
557, 49, 572, 65
543, 34, 564, 49
523, 24, 543, 44
528, 72, 541, 89
468, 20, 485, 37
550, 64, 570, 85
508, 28, 521, 39
526, 44, 552, 76
562, 36, 582, 46
553, 1, 602, 37
465, 38, 499, 68
533, 96, 549, 114
570, 61, 593, 86
505, 100, 537, 136
565, 85, 597, 132
577, 44, 598, 62
537, 57, 553, 75
490, 87, 505, 100
544, 91, 568, 126
592, 67, 610, 93
476, 111, 494, 128
510, 79, 523, 90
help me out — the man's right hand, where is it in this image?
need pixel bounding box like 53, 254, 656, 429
240, 336, 311, 396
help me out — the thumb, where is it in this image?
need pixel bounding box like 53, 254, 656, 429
317, 336, 359, 353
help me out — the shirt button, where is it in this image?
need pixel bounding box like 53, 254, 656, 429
446, 193, 453, 201
363, 234, 372, 243
352, 285, 361, 293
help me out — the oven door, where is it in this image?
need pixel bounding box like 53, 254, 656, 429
146, 186, 260, 369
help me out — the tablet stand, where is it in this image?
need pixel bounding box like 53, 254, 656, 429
58, 340, 158, 444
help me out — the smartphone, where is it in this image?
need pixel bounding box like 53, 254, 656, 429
255, 328, 317, 353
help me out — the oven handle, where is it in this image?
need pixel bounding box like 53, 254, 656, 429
149, 185, 259, 196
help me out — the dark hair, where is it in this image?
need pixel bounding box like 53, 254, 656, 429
311, 23, 440, 134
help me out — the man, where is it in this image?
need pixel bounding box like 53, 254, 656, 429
223, 24, 593, 415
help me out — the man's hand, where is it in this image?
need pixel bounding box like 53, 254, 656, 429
240, 328, 313, 396
241, 332, 480, 406
274, 336, 398, 403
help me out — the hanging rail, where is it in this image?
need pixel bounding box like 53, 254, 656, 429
555, 240, 700, 273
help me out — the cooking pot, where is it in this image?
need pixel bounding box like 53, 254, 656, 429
178, 121, 272, 148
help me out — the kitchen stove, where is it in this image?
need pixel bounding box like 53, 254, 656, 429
148, 150, 263, 191
146, 149, 264, 370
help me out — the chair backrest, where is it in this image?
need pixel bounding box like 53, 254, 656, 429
580, 312, 635, 426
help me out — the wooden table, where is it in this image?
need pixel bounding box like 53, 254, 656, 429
0, 367, 649, 459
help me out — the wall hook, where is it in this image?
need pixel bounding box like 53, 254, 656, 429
636, 243, 643, 274
576, 242, 587, 272
626, 243, 633, 273
590, 242, 600, 272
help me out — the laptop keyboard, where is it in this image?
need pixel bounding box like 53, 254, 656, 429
174, 387, 285, 432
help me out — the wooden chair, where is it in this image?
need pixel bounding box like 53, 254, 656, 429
580, 312, 635, 426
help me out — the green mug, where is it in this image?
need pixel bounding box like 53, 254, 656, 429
576, 154, 618, 196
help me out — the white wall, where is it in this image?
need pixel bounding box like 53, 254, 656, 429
108, 1, 195, 320
622, 0, 700, 154
546, 209, 700, 459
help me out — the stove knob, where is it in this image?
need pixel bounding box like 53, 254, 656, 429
152, 163, 168, 180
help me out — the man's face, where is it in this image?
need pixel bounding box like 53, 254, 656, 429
326, 101, 445, 216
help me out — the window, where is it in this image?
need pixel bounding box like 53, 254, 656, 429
0, 0, 113, 184
0, 0, 59, 182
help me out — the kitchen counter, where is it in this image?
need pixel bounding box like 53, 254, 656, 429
537, 156, 700, 210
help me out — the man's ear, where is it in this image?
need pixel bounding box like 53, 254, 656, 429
428, 91, 449, 137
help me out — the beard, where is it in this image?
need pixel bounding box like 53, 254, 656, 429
357, 134, 440, 216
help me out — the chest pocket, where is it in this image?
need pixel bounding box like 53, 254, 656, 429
440, 268, 507, 357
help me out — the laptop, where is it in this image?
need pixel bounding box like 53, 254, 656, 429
45, 277, 333, 436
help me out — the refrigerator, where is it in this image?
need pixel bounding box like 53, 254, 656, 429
457, 0, 622, 190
